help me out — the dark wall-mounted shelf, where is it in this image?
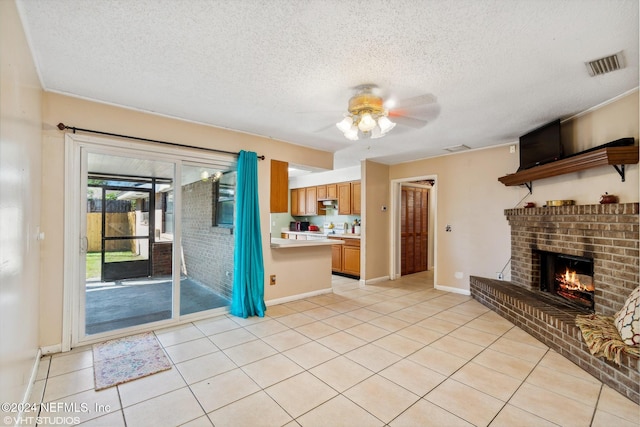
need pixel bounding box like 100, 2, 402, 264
498, 146, 639, 193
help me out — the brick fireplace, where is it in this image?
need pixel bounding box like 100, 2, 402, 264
470, 203, 639, 403
508, 203, 638, 316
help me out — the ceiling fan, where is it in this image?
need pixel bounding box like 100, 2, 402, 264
335, 84, 438, 140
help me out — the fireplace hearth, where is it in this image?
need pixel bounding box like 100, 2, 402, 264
469, 203, 639, 403
538, 251, 594, 311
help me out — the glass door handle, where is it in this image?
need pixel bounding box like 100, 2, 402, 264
80, 236, 88, 254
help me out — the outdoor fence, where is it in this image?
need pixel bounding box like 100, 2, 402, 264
86, 212, 136, 252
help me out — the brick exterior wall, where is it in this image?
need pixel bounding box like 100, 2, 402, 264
506, 203, 639, 316
181, 180, 234, 300
151, 241, 172, 276
470, 276, 639, 404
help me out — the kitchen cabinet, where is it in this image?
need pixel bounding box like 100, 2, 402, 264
292, 181, 359, 216
338, 181, 360, 215
270, 160, 288, 213
297, 188, 306, 215
342, 245, 360, 276
329, 237, 360, 278
351, 181, 361, 215
316, 185, 327, 200
306, 186, 317, 215
318, 184, 337, 200
291, 188, 300, 216
337, 183, 351, 215
331, 244, 342, 271
327, 184, 338, 199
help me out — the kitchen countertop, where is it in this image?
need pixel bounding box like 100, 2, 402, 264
270, 237, 345, 248
284, 231, 361, 239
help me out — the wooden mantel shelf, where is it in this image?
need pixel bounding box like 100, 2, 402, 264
498, 146, 639, 190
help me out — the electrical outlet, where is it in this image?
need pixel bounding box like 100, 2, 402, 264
496, 272, 504, 280
509, 145, 516, 154
270, 275, 276, 286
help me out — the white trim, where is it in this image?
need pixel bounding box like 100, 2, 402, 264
435, 284, 471, 296
390, 175, 438, 286
265, 288, 333, 306
363, 276, 390, 286
18, 348, 42, 422
63, 132, 237, 348
41, 344, 62, 355
562, 87, 639, 122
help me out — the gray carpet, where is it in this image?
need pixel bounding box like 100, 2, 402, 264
86, 278, 229, 335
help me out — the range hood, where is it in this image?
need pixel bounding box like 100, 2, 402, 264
320, 200, 337, 210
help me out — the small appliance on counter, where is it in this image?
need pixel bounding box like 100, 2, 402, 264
290, 221, 310, 231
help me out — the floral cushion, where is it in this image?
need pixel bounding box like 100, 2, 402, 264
614, 286, 640, 346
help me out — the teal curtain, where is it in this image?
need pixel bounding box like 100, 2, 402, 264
230, 151, 266, 318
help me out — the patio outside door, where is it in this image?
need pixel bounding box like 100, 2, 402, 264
83, 151, 177, 336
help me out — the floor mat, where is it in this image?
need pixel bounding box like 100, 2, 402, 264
92, 332, 171, 390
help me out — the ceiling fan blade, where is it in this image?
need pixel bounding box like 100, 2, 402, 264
388, 115, 429, 129
392, 94, 437, 110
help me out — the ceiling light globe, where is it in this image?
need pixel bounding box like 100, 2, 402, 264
358, 113, 377, 132
336, 116, 353, 133
371, 126, 385, 139
344, 125, 359, 140
377, 115, 396, 134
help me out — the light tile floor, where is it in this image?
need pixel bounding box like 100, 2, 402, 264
30, 272, 640, 426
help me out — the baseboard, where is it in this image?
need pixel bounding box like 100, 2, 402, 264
265, 288, 333, 306
435, 284, 471, 295
41, 344, 62, 355
363, 276, 390, 286
18, 348, 42, 422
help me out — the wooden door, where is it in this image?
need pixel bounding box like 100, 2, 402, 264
270, 160, 288, 212
351, 181, 361, 215
338, 183, 351, 215
342, 245, 360, 276
316, 185, 327, 200
306, 186, 317, 215
331, 244, 342, 272
401, 187, 429, 275
326, 184, 338, 199
297, 188, 306, 215
291, 188, 300, 216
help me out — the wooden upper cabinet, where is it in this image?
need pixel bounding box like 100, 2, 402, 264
270, 160, 288, 213
297, 188, 306, 215
316, 185, 327, 200
306, 186, 317, 215
351, 181, 361, 215
290, 188, 300, 216
326, 184, 338, 199
337, 182, 351, 215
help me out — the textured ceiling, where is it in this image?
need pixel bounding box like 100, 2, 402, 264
17, 0, 639, 168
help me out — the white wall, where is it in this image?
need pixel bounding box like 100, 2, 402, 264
0, 0, 43, 406
289, 165, 360, 188
388, 91, 639, 293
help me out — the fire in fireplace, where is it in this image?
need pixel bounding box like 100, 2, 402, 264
538, 251, 595, 311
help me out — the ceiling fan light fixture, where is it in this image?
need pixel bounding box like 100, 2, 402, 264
344, 125, 359, 140
370, 125, 385, 139
377, 115, 396, 133
358, 113, 377, 132
336, 116, 353, 133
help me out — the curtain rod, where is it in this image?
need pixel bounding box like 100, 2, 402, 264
57, 122, 265, 160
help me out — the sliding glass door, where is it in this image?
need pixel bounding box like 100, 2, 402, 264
68, 136, 237, 345
83, 152, 176, 336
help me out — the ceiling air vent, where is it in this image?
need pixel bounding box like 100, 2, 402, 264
585, 51, 625, 76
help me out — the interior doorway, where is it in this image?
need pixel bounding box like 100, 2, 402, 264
390, 176, 436, 283
400, 185, 429, 275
